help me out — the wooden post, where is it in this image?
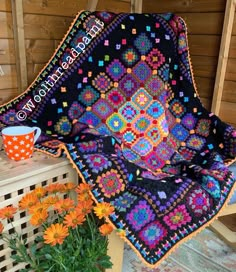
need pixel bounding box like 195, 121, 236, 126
106, 231, 124, 272
130, 0, 143, 13
211, 0, 236, 114
11, 0, 28, 93
86, 0, 98, 11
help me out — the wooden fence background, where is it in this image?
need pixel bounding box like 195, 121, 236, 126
0, 0, 235, 127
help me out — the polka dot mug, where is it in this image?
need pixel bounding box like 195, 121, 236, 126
1, 126, 41, 161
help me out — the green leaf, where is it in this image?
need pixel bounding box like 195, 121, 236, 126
11, 254, 23, 262
23, 238, 27, 245
30, 243, 37, 256
45, 253, 53, 260
97, 255, 113, 269
35, 235, 43, 242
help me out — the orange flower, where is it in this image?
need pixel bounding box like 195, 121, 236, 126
28, 202, 47, 214
53, 198, 74, 214
0, 222, 4, 234
33, 187, 46, 198
63, 211, 85, 229
19, 193, 39, 210
99, 223, 113, 236
43, 223, 69, 246
64, 182, 76, 191
77, 192, 92, 202
30, 210, 48, 226
42, 195, 59, 207
46, 183, 65, 194
75, 183, 93, 195
0, 206, 17, 219
75, 199, 93, 216
93, 202, 115, 219
76, 183, 93, 202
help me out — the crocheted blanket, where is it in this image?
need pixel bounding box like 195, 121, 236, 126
0, 11, 236, 267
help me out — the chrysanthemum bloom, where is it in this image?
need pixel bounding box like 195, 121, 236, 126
75, 199, 93, 216
77, 192, 92, 201
19, 193, 39, 210
28, 202, 47, 215
42, 196, 60, 208
64, 182, 76, 191
76, 183, 93, 201
63, 211, 85, 229
0, 206, 17, 219
30, 210, 48, 226
43, 223, 69, 246
93, 202, 115, 219
99, 223, 113, 236
75, 183, 93, 195
33, 187, 46, 198
46, 183, 65, 194
53, 198, 75, 214
0, 222, 4, 234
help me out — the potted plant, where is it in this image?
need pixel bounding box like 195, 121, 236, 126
0, 182, 123, 272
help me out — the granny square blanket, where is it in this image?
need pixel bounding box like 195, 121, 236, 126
0, 11, 236, 267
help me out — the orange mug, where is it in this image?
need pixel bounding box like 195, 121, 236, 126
1, 126, 41, 161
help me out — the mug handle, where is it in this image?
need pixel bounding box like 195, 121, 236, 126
32, 127, 41, 143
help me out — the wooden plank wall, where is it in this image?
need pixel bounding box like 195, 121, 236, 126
0, 0, 16, 104
220, 8, 236, 127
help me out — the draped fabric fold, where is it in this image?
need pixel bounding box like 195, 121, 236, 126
0, 11, 235, 267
